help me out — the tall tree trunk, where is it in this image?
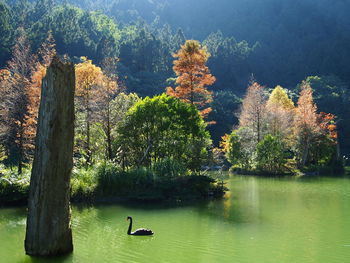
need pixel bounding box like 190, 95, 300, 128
106, 115, 112, 160
301, 138, 310, 167
86, 112, 91, 165
86, 91, 91, 166
17, 121, 23, 175
25, 57, 75, 256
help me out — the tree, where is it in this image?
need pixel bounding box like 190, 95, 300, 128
265, 85, 295, 140
294, 82, 319, 166
220, 131, 242, 167
203, 31, 255, 92
172, 28, 186, 52
75, 57, 104, 165
92, 57, 121, 161
238, 81, 267, 145
166, 40, 216, 118
0, 2, 13, 65
301, 75, 350, 157
256, 134, 288, 174
117, 94, 211, 173
0, 69, 11, 155
24, 32, 56, 159
308, 113, 339, 167
207, 91, 241, 145
1, 28, 35, 173
110, 92, 140, 162
266, 85, 294, 110
221, 127, 256, 170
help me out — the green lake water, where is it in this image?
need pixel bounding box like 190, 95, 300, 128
1, 175, 350, 263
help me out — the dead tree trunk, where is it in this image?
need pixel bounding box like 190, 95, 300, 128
25, 57, 75, 256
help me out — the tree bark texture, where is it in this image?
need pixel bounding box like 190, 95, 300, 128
25, 57, 75, 256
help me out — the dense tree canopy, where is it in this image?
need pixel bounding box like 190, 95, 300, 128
117, 94, 211, 172
0, 2, 13, 64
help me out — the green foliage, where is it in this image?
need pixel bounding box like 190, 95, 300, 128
0, 161, 225, 205
0, 164, 30, 205
301, 75, 348, 115
203, 31, 256, 92
152, 158, 187, 178
234, 127, 257, 170
0, 2, 13, 63
71, 167, 98, 202
117, 94, 211, 172
208, 91, 241, 145
223, 128, 258, 171
301, 75, 350, 157
224, 131, 242, 167
256, 135, 288, 174
95, 162, 224, 201
96, 163, 154, 197
28, 5, 120, 61
308, 134, 336, 167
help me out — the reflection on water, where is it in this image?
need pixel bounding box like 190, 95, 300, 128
205, 176, 261, 224
0, 175, 350, 263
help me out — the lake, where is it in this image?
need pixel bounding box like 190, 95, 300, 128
0, 175, 350, 263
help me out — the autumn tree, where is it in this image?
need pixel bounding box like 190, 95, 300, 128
0, 28, 35, 173
0, 29, 57, 172
294, 82, 320, 166
24, 32, 56, 158
265, 85, 295, 141
309, 112, 339, 167
0, 69, 11, 157
166, 40, 216, 118
239, 81, 267, 145
93, 57, 121, 160
75, 57, 104, 165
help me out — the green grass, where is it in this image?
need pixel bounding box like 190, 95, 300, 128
71, 167, 98, 202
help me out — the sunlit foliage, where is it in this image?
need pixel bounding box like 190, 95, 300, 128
166, 40, 215, 118
117, 94, 211, 173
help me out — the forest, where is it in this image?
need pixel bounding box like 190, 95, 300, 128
1, 0, 350, 148
0, 0, 349, 205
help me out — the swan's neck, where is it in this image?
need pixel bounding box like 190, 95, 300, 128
127, 218, 132, 235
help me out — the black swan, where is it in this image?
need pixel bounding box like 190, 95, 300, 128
127, 216, 154, 236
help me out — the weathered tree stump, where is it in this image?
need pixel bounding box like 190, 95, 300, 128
25, 57, 75, 256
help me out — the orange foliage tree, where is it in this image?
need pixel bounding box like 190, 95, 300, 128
24, 32, 56, 155
75, 57, 104, 165
293, 82, 340, 167
318, 112, 338, 141
294, 82, 321, 166
166, 40, 215, 118
0, 28, 35, 173
0, 30, 56, 173
0, 69, 11, 152
95, 57, 121, 160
